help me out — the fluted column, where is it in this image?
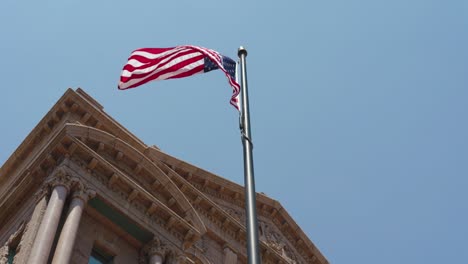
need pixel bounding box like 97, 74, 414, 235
51, 180, 95, 264
28, 169, 71, 264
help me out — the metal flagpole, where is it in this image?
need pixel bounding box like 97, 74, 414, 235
238, 46, 261, 264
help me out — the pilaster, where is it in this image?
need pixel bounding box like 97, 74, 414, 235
13, 189, 48, 264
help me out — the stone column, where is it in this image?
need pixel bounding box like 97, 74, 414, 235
51, 180, 95, 264
149, 254, 164, 264
28, 170, 71, 264
143, 238, 167, 264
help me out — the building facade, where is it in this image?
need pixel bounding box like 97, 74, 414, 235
0, 89, 328, 264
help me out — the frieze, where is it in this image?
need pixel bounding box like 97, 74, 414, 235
193, 205, 246, 256
218, 204, 245, 224
191, 182, 244, 208
259, 220, 303, 264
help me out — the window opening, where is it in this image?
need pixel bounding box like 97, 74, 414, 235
89, 246, 114, 264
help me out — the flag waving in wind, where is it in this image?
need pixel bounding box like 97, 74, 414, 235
118, 45, 240, 110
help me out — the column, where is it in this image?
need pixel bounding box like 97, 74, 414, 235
144, 238, 167, 264
51, 181, 95, 264
28, 170, 71, 264
149, 254, 163, 264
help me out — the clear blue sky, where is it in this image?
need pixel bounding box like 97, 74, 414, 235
1, 1, 467, 263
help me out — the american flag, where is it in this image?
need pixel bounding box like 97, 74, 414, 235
118, 45, 240, 110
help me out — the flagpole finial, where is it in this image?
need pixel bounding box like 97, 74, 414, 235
238, 46, 247, 58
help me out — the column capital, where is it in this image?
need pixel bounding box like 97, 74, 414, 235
140, 237, 169, 264
147, 237, 168, 258
70, 178, 96, 203
46, 166, 73, 192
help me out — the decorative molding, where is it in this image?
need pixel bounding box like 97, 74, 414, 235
148, 237, 169, 258
259, 220, 301, 263
45, 166, 73, 192
33, 183, 50, 203
194, 205, 246, 257
139, 237, 169, 264
68, 154, 191, 247
70, 178, 96, 203
192, 182, 244, 208
219, 204, 245, 223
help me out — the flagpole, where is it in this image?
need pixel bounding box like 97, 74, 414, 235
238, 46, 261, 264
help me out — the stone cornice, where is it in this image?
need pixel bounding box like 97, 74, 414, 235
0, 88, 146, 185
68, 158, 189, 250
66, 135, 203, 248
0, 121, 204, 249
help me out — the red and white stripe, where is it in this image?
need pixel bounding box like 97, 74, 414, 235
118, 45, 240, 110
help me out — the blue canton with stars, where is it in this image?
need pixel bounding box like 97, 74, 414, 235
204, 55, 236, 80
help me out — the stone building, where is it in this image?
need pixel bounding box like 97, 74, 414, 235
0, 89, 328, 264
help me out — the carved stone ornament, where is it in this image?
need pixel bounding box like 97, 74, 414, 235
259, 221, 299, 263
147, 238, 168, 258
0, 223, 26, 264
221, 206, 244, 222
70, 178, 96, 203
139, 237, 169, 264
0, 246, 8, 264
33, 184, 50, 203
45, 166, 73, 191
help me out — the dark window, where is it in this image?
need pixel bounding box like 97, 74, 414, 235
89, 247, 114, 264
